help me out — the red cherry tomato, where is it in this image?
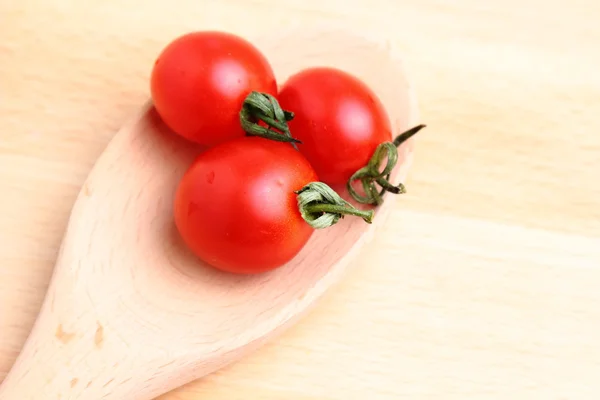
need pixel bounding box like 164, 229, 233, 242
174, 137, 318, 274
151, 31, 277, 146
277, 67, 393, 185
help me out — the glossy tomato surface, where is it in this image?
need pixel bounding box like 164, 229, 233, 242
174, 137, 318, 274
278, 67, 393, 185
151, 31, 277, 146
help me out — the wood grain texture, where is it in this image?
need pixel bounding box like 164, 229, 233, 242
1, 0, 599, 399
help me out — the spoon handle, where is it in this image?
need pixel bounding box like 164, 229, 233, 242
0, 279, 158, 399
1, 297, 116, 399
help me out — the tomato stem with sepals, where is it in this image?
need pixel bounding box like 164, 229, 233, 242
303, 203, 374, 221
347, 124, 427, 206
240, 91, 300, 148
296, 182, 374, 229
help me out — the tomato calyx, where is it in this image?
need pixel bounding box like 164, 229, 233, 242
347, 124, 427, 206
240, 91, 300, 147
296, 182, 374, 229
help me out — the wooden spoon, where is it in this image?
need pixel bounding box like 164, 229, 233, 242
0, 27, 419, 400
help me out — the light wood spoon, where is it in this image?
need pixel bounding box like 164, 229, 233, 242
0, 27, 419, 399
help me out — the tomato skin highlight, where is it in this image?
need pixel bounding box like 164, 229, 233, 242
277, 67, 393, 185
151, 31, 277, 146
173, 137, 318, 274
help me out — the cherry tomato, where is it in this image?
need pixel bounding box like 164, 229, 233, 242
277, 67, 393, 185
151, 31, 277, 146
174, 137, 318, 274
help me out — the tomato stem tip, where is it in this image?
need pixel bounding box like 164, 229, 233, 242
347, 124, 426, 206
296, 182, 374, 229
393, 124, 426, 147
239, 91, 300, 148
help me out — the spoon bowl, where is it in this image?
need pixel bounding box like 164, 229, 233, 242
0, 27, 419, 400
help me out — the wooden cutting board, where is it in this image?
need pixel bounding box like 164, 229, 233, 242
1, 1, 599, 399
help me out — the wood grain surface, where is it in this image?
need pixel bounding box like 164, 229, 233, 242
1, 1, 599, 399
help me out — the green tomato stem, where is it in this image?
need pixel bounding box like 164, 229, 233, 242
347, 124, 426, 206
239, 91, 300, 148
393, 124, 426, 147
303, 203, 374, 222
296, 182, 374, 229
